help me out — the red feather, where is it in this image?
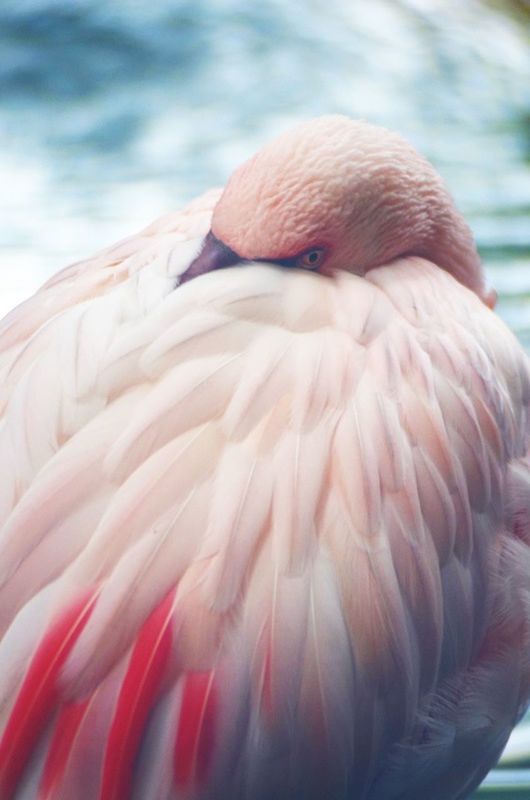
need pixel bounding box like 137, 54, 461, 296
0, 590, 96, 797
39, 699, 91, 799
99, 589, 175, 800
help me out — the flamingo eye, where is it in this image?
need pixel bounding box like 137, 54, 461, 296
296, 248, 325, 270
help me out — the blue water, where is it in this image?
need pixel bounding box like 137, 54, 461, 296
0, 0, 529, 794
1, 0, 529, 328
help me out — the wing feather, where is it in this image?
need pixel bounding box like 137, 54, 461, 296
1, 252, 529, 799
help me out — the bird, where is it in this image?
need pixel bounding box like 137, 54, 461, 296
0, 114, 528, 800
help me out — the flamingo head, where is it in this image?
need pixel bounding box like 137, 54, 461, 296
182, 116, 493, 305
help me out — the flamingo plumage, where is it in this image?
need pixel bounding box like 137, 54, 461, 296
0, 115, 529, 800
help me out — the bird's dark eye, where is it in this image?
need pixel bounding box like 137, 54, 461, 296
296, 248, 326, 269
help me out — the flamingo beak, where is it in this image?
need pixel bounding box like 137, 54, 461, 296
179, 231, 242, 285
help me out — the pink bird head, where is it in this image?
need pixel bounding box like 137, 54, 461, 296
184, 115, 494, 305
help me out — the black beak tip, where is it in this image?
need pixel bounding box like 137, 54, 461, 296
178, 231, 241, 285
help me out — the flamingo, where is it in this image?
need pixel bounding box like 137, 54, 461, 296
0, 115, 528, 800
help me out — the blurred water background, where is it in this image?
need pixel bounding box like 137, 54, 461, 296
0, 0, 529, 795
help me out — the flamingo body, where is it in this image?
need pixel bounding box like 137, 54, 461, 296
0, 118, 529, 800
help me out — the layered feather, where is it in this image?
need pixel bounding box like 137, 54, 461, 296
0, 217, 529, 800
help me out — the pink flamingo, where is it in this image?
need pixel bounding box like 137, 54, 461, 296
0, 116, 528, 800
